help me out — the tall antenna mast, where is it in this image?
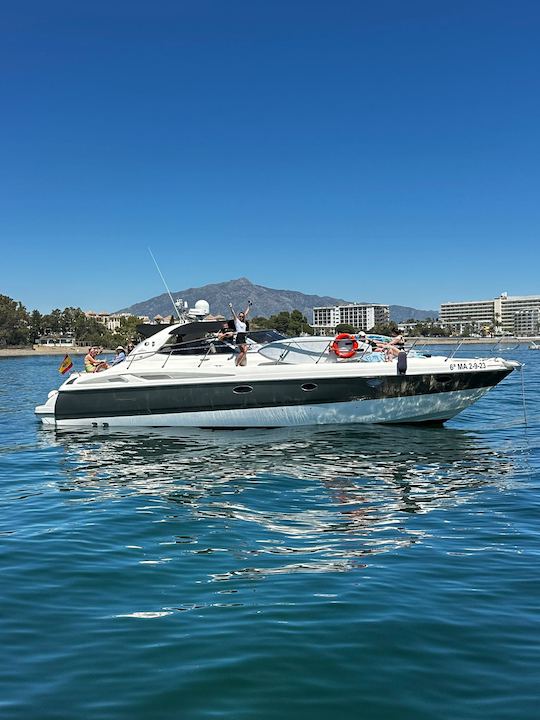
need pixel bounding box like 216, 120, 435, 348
148, 247, 182, 321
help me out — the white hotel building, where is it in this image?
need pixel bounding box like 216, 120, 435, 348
312, 304, 390, 335
84, 311, 150, 332
440, 293, 540, 336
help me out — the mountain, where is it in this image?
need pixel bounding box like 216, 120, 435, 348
389, 305, 438, 323
118, 278, 437, 323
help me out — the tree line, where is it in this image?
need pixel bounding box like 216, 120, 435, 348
0, 293, 461, 349
0, 295, 317, 348
0, 294, 140, 347
251, 310, 314, 336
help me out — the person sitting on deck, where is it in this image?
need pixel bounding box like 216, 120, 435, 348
217, 322, 235, 343
357, 331, 386, 361
110, 346, 126, 366
84, 347, 109, 373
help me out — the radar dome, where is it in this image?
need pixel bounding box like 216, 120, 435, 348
194, 300, 209, 315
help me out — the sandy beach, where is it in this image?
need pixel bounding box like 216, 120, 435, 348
0, 346, 113, 357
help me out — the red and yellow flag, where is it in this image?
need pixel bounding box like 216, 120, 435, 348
58, 354, 73, 375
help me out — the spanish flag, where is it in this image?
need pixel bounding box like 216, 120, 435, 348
58, 354, 73, 375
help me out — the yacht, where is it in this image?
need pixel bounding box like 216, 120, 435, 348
35, 314, 520, 430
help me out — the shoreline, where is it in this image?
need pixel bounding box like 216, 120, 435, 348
0, 347, 113, 357
407, 337, 539, 345
0, 337, 538, 358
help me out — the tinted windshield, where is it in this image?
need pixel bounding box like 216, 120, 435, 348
157, 329, 287, 354
247, 330, 287, 344
157, 338, 234, 356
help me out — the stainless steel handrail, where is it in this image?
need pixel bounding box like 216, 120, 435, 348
198, 342, 217, 367
445, 341, 464, 362
315, 340, 332, 364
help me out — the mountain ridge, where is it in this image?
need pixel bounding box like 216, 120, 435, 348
118, 278, 438, 324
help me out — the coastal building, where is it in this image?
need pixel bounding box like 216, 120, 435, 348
312, 303, 390, 335
35, 334, 76, 347
84, 311, 149, 331
513, 308, 540, 337
440, 293, 540, 335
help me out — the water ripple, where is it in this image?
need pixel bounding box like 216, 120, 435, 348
0, 350, 539, 719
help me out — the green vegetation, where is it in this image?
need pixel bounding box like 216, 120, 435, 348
251, 310, 314, 336
406, 322, 451, 337
335, 323, 355, 334
370, 321, 399, 336
0, 295, 29, 346
1, 294, 316, 348
0, 294, 142, 347
3, 293, 494, 348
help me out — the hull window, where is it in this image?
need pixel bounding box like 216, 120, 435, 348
233, 385, 253, 394
301, 383, 318, 392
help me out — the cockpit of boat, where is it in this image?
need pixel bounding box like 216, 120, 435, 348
157, 329, 288, 356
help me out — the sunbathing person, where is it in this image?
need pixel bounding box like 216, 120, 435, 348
384, 332, 406, 360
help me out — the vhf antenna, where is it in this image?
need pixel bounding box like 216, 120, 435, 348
148, 247, 183, 322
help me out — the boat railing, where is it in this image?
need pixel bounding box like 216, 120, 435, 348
445, 341, 464, 362
406, 338, 420, 355
197, 342, 218, 367
270, 338, 330, 364
123, 335, 236, 371
490, 336, 521, 353
315, 340, 333, 364
117, 347, 162, 371
124, 339, 205, 370
272, 338, 386, 365
440, 335, 524, 362
125, 347, 158, 369
161, 346, 174, 369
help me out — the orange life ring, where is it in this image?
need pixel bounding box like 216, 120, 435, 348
330, 333, 359, 359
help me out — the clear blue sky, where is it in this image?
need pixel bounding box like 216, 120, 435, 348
1, 0, 539, 313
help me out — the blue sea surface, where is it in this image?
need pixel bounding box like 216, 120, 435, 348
1, 346, 539, 719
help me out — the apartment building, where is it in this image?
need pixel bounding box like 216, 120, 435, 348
440, 293, 540, 335
513, 308, 540, 337
312, 303, 390, 335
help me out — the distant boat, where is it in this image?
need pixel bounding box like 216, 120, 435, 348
529, 342, 540, 350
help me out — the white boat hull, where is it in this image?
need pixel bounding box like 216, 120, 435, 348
34, 321, 519, 431
38, 386, 492, 429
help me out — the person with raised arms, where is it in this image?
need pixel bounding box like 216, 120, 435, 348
229, 300, 252, 366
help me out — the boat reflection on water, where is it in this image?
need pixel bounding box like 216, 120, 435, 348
40, 425, 515, 580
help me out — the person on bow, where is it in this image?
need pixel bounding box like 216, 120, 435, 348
84, 346, 109, 373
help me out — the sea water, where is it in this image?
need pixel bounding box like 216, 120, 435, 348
0, 346, 539, 719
